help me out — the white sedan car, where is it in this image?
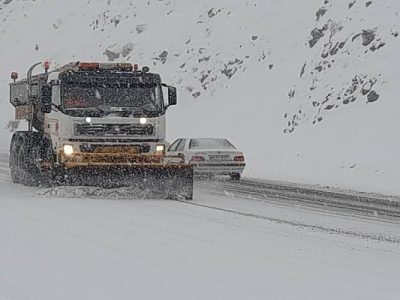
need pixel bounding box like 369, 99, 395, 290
167, 138, 245, 180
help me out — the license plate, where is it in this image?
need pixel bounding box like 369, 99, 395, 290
209, 155, 230, 161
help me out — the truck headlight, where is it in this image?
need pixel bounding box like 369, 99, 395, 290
63, 144, 74, 155
156, 144, 165, 154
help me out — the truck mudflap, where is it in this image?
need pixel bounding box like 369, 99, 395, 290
51, 164, 194, 200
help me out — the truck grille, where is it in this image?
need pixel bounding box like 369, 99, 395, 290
74, 123, 154, 137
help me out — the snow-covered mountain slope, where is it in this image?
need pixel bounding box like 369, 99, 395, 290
0, 0, 399, 194
286, 1, 399, 133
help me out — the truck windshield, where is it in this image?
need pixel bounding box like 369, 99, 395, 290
62, 84, 164, 116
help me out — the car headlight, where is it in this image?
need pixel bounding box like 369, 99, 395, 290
156, 144, 165, 154
63, 144, 74, 155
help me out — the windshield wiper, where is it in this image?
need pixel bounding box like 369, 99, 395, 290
64, 107, 107, 117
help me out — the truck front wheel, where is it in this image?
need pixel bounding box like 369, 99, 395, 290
9, 135, 21, 183
230, 173, 241, 181
10, 132, 52, 187
17, 137, 39, 186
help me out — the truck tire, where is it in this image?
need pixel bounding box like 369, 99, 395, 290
18, 133, 40, 186
10, 131, 52, 186
9, 134, 22, 183
230, 173, 241, 181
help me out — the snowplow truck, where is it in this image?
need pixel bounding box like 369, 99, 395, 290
9, 62, 193, 199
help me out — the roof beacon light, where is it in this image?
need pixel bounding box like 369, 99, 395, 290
11, 72, 18, 82
79, 62, 134, 72
117, 63, 133, 71
99, 63, 115, 70
78, 62, 100, 71
44, 61, 50, 70
142, 66, 150, 73
43, 61, 50, 75
134, 64, 139, 72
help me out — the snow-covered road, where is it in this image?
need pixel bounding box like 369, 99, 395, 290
0, 158, 400, 300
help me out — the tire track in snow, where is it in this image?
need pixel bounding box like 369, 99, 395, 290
197, 179, 400, 219
173, 198, 400, 244
1, 151, 398, 243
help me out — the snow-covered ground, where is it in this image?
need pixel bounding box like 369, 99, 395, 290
1, 2, 399, 298
1, 0, 400, 195
1, 158, 400, 300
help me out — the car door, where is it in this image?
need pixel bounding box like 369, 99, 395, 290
168, 139, 182, 153
168, 139, 186, 160
175, 139, 186, 160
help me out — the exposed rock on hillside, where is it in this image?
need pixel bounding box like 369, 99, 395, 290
284, 0, 399, 133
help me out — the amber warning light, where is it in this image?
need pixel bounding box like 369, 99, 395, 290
78, 62, 100, 70
44, 61, 50, 70
78, 62, 134, 72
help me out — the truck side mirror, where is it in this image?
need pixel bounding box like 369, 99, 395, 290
167, 86, 177, 106
41, 85, 52, 113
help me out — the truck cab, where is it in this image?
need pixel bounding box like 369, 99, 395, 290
10, 62, 177, 167
8, 62, 193, 199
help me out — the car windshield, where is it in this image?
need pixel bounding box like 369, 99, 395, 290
62, 84, 163, 114
189, 138, 236, 150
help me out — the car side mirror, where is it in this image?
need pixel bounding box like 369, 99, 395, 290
41, 85, 52, 113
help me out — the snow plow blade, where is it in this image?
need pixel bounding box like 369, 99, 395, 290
53, 165, 194, 200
